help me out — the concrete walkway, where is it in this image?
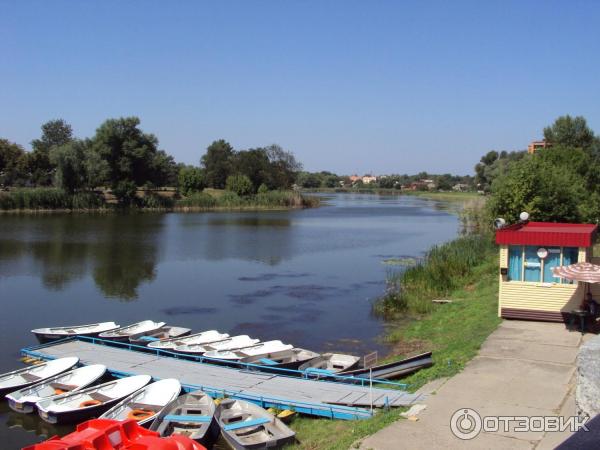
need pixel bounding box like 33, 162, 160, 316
358, 320, 588, 450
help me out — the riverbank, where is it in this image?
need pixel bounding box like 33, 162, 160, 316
286, 239, 501, 449
0, 188, 320, 213
301, 187, 480, 201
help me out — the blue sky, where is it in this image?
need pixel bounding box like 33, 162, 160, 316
1, 1, 599, 175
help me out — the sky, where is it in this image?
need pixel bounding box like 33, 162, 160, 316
1, 1, 599, 175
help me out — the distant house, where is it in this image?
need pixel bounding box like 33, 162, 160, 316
527, 140, 551, 154
452, 183, 470, 192
349, 174, 361, 183
362, 175, 377, 184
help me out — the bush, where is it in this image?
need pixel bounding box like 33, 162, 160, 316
257, 183, 269, 194
217, 190, 244, 207
226, 174, 253, 197
71, 191, 105, 209
140, 192, 174, 209
112, 181, 137, 206
178, 167, 206, 196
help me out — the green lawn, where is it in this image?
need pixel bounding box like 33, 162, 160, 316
285, 254, 501, 449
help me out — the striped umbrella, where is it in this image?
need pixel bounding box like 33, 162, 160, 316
552, 262, 600, 283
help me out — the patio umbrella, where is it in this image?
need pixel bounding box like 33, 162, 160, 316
552, 262, 600, 283
552, 262, 600, 310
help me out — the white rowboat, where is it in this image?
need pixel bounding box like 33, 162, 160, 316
32, 322, 119, 343
0, 357, 79, 396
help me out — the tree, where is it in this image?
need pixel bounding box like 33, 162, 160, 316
232, 148, 270, 191
201, 140, 234, 189
178, 166, 206, 195
30, 119, 74, 186
0, 139, 26, 186
89, 117, 167, 188
488, 156, 587, 223
226, 174, 253, 196
265, 144, 302, 189
544, 115, 595, 149
49, 140, 87, 193
296, 172, 321, 188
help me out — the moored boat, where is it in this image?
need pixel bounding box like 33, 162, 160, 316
6, 364, 106, 414
129, 326, 192, 346
339, 351, 433, 380
98, 320, 166, 342
100, 378, 181, 425
36, 374, 152, 424
173, 335, 259, 355
203, 341, 293, 362
298, 353, 360, 376
147, 330, 229, 350
242, 348, 320, 370
0, 357, 79, 396
217, 398, 295, 450
31, 322, 119, 344
149, 390, 219, 447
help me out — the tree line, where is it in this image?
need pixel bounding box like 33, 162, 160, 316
0, 117, 302, 203
480, 115, 600, 223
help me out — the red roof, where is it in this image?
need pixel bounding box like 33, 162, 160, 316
495, 221, 597, 247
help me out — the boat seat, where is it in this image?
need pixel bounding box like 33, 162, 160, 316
164, 414, 212, 423
21, 373, 42, 382
223, 417, 271, 431
258, 358, 279, 366
89, 392, 113, 402
128, 402, 162, 412
50, 382, 78, 391
139, 336, 160, 342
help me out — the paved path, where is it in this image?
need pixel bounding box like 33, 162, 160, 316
358, 320, 588, 449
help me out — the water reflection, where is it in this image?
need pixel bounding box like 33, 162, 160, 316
0, 214, 162, 300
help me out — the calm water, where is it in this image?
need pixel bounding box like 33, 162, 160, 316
0, 193, 458, 448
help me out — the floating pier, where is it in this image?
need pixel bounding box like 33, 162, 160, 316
21, 337, 424, 420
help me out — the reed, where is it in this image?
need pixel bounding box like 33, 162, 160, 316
0, 188, 105, 210
374, 233, 495, 315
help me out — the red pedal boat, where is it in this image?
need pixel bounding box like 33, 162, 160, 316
22, 418, 205, 450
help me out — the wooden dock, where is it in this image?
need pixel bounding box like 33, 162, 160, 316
22, 339, 424, 420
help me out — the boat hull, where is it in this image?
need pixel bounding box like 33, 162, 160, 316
38, 400, 117, 425
33, 331, 105, 344
339, 352, 433, 380
7, 398, 36, 414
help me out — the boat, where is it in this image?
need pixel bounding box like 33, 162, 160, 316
298, 353, 361, 376
36, 374, 152, 424
203, 341, 293, 362
173, 335, 260, 355
216, 398, 295, 450
338, 351, 433, 380
22, 418, 205, 450
98, 320, 166, 342
31, 322, 120, 344
242, 348, 320, 370
147, 330, 230, 350
0, 357, 79, 396
129, 326, 192, 346
100, 378, 181, 425
6, 364, 106, 414
149, 390, 219, 447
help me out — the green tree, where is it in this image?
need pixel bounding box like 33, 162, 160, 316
30, 119, 74, 186
265, 144, 302, 189
112, 180, 138, 205
232, 148, 270, 191
201, 139, 234, 189
0, 139, 26, 186
89, 117, 169, 189
226, 174, 253, 196
49, 140, 87, 193
544, 115, 595, 149
178, 166, 206, 195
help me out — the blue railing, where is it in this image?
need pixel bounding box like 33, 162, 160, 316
22, 336, 409, 389
20, 342, 379, 420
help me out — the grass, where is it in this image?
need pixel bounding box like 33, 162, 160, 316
374, 234, 496, 315
287, 234, 500, 449
402, 190, 480, 202
175, 189, 320, 210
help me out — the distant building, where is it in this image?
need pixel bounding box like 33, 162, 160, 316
349, 174, 361, 183
452, 183, 470, 192
527, 140, 551, 154
362, 175, 377, 184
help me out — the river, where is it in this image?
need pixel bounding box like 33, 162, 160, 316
0, 193, 459, 447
